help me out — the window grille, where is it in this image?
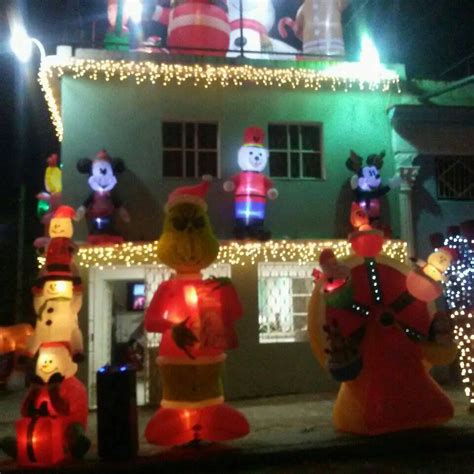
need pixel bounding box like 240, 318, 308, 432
436, 155, 474, 200
162, 121, 219, 178
268, 123, 323, 179
258, 262, 317, 343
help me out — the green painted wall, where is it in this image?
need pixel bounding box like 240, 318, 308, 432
61, 77, 401, 241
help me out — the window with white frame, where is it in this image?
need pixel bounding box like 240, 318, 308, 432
268, 123, 323, 179
258, 262, 316, 343
162, 121, 219, 178
435, 155, 474, 200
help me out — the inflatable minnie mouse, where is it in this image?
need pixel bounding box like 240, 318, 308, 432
76, 150, 130, 245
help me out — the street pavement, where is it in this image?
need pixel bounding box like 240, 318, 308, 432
0, 387, 472, 473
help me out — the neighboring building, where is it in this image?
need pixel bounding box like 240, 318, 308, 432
37, 40, 473, 406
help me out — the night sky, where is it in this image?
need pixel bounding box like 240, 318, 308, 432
0, 0, 472, 320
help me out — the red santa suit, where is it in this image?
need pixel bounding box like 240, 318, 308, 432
45, 238, 76, 274
146, 277, 241, 359
232, 171, 273, 205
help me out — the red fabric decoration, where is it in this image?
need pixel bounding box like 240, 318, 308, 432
349, 229, 385, 258
146, 278, 241, 358
166, 2, 230, 56
165, 181, 210, 212
243, 126, 265, 147
16, 376, 88, 466
53, 206, 75, 220
327, 262, 453, 435
16, 417, 64, 466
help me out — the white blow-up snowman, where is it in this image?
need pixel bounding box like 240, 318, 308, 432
227, 0, 297, 59
224, 126, 278, 240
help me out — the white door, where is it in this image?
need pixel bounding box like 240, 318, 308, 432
88, 267, 145, 408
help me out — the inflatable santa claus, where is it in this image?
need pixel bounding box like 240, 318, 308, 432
153, 0, 230, 55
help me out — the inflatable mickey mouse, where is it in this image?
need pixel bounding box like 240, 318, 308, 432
346, 150, 400, 233
76, 150, 130, 245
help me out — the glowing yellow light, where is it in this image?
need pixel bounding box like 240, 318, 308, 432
37, 239, 407, 269
38, 58, 401, 142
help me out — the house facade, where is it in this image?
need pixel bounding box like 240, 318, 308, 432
38, 45, 473, 405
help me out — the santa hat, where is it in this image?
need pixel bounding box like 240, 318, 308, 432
319, 249, 336, 267
243, 126, 265, 148
165, 179, 211, 212
47, 153, 59, 167
95, 149, 111, 163
53, 205, 76, 220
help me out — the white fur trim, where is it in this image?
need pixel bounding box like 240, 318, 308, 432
164, 195, 208, 212
161, 396, 224, 409
157, 354, 226, 365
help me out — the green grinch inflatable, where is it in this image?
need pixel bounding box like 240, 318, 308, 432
145, 181, 249, 446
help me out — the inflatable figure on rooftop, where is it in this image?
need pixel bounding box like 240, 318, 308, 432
109, 0, 351, 59
76, 150, 130, 245
152, 0, 231, 55
279, 0, 350, 57
145, 180, 249, 446
224, 126, 278, 241
227, 0, 297, 59
308, 233, 457, 435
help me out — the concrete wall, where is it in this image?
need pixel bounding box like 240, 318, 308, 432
76, 257, 338, 403
414, 156, 474, 257
60, 73, 404, 400
392, 120, 474, 256
60, 77, 401, 242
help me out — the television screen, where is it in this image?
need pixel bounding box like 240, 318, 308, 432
127, 282, 145, 311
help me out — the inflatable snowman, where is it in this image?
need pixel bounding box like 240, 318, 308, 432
224, 126, 278, 240
406, 247, 457, 303
227, 0, 297, 59
27, 286, 84, 360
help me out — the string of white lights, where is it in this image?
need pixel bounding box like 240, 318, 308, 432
37, 239, 407, 270
444, 234, 474, 408
37, 57, 401, 142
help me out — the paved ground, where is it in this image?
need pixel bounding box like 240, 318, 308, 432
0, 387, 473, 472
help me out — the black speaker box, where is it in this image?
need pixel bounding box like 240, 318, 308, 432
96, 365, 139, 460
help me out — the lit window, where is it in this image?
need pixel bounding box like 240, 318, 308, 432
162, 121, 219, 178
258, 263, 316, 343
268, 123, 323, 179
435, 155, 474, 200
